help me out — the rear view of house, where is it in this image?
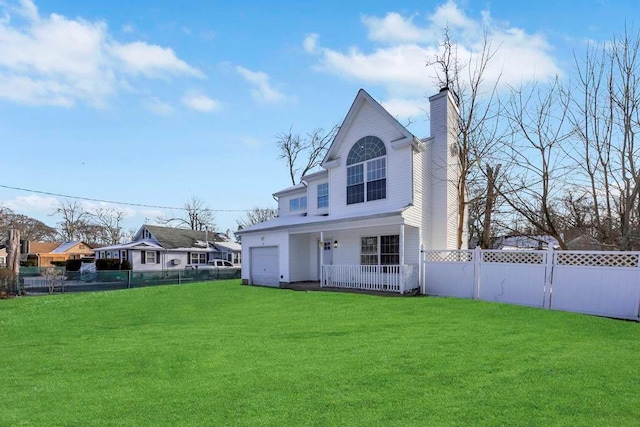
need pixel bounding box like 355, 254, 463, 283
238, 88, 462, 293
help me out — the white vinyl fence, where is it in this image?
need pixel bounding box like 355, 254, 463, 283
424, 248, 640, 321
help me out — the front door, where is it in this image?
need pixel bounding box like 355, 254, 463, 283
319, 238, 333, 284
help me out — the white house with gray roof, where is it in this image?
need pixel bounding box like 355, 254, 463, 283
237, 88, 462, 293
95, 225, 241, 271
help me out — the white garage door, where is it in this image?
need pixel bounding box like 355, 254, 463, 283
250, 246, 279, 287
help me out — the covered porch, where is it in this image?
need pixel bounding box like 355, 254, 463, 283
288, 221, 421, 294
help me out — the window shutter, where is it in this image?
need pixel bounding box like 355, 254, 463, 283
156, 251, 161, 264
187, 252, 191, 264
141, 251, 146, 264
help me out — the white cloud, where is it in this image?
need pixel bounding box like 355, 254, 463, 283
110, 42, 202, 78
4, 194, 60, 215
182, 91, 221, 112
142, 97, 174, 115
0, 0, 203, 107
121, 23, 134, 33
362, 13, 432, 44
306, 0, 561, 122
235, 66, 286, 104
303, 33, 319, 53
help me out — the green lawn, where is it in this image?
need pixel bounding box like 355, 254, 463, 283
1, 281, 639, 426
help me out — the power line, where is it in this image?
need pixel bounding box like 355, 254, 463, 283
0, 184, 252, 212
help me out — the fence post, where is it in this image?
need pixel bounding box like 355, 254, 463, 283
544, 246, 555, 309
474, 246, 481, 300
179, 269, 181, 285
127, 270, 131, 289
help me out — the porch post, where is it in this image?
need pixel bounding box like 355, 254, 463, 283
320, 231, 324, 287
399, 224, 405, 294
399, 224, 405, 266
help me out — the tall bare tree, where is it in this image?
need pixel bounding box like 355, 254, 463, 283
499, 78, 573, 249
157, 196, 216, 231
55, 200, 91, 241
566, 26, 640, 249
427, 27, 505, 248
91, 208, 127, 245
0, 206, 57, 242
277, 125, 339, 185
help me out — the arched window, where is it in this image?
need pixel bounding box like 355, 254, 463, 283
346, 136, 387, 204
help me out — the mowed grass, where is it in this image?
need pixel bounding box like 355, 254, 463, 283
1, 281, 640, 426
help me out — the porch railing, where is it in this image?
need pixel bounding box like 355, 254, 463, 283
321, 264, 419, 294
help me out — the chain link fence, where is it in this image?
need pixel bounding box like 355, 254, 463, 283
17, 267, 241, 295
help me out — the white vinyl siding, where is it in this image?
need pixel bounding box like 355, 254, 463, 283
327, 101, 413, 218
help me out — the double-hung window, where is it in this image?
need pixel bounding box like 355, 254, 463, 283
190, 253, 207, 264
289, 196, 307, 211
360, 235, 400, 266
317, 183, 329, 208
346, 136, 387, 205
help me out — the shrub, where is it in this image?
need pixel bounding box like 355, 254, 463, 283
51, 261, 67, 267
96, 258, 121, 271
66, 259, 83, 271
120, 260, 132, 271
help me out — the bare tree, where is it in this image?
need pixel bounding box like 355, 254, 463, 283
0, 206, 57, 242
566, 26, 640, 249
277, 125, 339, 185
236, 207, 278, 230
499, 78, 573, 249
91, 208, 127, 245
427, 27, 505, 248
610, 26, 640, 250
236, 206, 278, 243
55, 200, 91, 241
157, 196, 216, 231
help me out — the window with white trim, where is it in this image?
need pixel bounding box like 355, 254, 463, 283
190, 253, 207, 264
146, 251, 156, 263
317, 183, 329, 208
289, 196, 307, 211
360, 235, 399, 265
346, 136, 386, 205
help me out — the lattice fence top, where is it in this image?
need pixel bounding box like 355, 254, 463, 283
425, 251, 473, 262
556, 252, 639, 268
482, 251, 544, 264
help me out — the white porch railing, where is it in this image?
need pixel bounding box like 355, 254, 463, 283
321, 264, 419, 294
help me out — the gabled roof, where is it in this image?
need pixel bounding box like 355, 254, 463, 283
273, 183, 306, 197
322, 89, 422, 167
142, 225, 225, 250
28, 242, 60, 254
51, 241, 93, 253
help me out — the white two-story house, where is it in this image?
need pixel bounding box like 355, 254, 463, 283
237, 88, 462, 293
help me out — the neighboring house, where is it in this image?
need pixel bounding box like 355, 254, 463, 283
237, 88, 462, 292
20, 240, 94, 267
95, 225, 241, 271
565, 234, 603, 251
493, 235, 560, 250
212, 238, 242, 264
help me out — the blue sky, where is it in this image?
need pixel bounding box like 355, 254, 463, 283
0, 0, 637, 236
